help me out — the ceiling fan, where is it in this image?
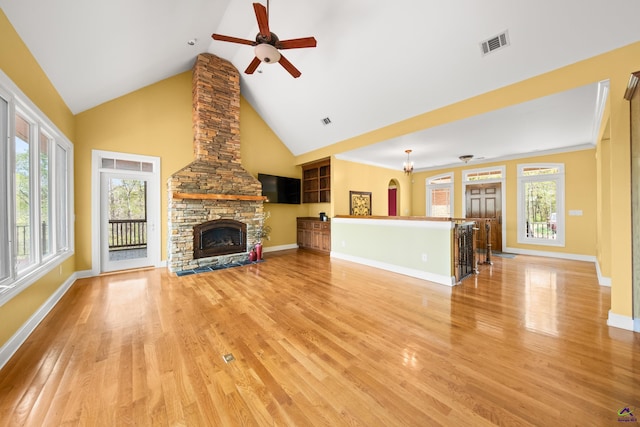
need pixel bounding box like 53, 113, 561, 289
211, 1, 317, 78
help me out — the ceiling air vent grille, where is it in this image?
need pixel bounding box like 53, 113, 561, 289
481, 31, 510, 56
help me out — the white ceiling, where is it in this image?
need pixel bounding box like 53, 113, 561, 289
2, 0, 639, 170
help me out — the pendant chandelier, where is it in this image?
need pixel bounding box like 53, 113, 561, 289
403, 149, 414, 175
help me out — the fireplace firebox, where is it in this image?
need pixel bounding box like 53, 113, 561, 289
194, 219, 246, 259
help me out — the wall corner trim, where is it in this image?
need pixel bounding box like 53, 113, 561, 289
595, 261, 611, 287
606, 310, 635, 332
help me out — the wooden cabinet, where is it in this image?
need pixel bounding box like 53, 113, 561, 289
302, 159, 330, 203
297, 217, 331, 253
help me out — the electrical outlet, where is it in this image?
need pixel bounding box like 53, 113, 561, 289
421, 253, 428, 262
341, 240, 346, 247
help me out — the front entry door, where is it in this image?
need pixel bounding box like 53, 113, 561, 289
465, 183, 502, 252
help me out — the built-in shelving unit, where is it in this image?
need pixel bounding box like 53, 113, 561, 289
302, 159, 330, 203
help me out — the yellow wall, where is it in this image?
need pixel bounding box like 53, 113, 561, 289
332, 158, 411, 217
75, 71, 193, 268
297, 41, 640, 318
412, 149, 597, 256
597, 126, 613, 280
0, 10, 74, 140
0, 10, 76, 347
239, 97, 306, 247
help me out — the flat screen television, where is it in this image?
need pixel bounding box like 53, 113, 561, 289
258, 173, 301, 204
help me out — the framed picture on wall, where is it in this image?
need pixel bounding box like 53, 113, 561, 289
349, 191, 372, 216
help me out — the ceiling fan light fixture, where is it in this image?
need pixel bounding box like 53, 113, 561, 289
255, 43, 280, 63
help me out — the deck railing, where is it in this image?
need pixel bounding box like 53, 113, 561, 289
16, 224, 29, 256
526, 221, 556, 239
109, 219, 147, 250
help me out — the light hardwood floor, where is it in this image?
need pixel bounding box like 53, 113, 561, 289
0, 249, 638, 426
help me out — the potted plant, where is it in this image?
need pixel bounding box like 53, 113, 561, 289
253, 211, 271, 260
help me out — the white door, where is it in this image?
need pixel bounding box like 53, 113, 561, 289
100, 171, 157, 272
93, 150, 160, 274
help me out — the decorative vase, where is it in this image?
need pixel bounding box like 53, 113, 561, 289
249, 249, 257, 262
255, 242, 263, 260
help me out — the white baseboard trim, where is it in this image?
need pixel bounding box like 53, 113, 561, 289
330, 251, 455, 286
595, 261, 611, 287
635, 318, 640, 333
74, 269, 94, 279
264, 243, 298, 253
503, 246, 596, 262
503, 247, 613, 286
0, 272, 79, 371
607, 310, 635, 332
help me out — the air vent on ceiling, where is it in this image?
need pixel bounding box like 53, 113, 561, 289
321, 117, 332, 125
480, 30, 510, 56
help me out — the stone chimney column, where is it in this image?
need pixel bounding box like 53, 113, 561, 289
192, 53, 241, 165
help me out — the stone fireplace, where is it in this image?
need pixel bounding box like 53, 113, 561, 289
167, 53, 264, 273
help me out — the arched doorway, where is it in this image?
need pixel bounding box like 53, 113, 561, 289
388, 179, 400, 216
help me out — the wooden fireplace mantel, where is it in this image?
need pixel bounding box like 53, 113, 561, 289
172, 192, 267, 201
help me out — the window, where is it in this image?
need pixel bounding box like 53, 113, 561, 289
40, 130, 52, 257
0, 71, 74, 304
517, 164, 564, 246
464, 169, 503, 181
55, 144, 69, 251
426, 173, 453, 217
15, 113, 34, 271
0, 95, 9, 284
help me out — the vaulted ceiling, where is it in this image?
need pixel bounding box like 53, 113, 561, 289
2, 0, 640, 170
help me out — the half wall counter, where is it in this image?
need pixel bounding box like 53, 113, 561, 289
330, 216, 462, 286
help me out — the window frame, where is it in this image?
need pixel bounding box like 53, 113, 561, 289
426, 172, 454, 218
0, 70, 74, 307
39, 128, 54, 259
0, 89, 10, 286
516, 163, 565, 247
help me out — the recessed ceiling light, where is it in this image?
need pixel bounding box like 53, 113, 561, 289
187, 39, 197, 46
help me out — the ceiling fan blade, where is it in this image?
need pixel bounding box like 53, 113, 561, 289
212, 34, 255, 46
278, 54, 301, 78
253, 3, 270, 40
245, 57, 262, 74
278, 37, 317, 50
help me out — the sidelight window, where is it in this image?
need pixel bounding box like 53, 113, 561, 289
426, 173, 453, 217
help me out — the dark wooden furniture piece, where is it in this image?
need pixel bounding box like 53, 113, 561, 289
302, 159, 330, 203
296, 217, 331, 252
